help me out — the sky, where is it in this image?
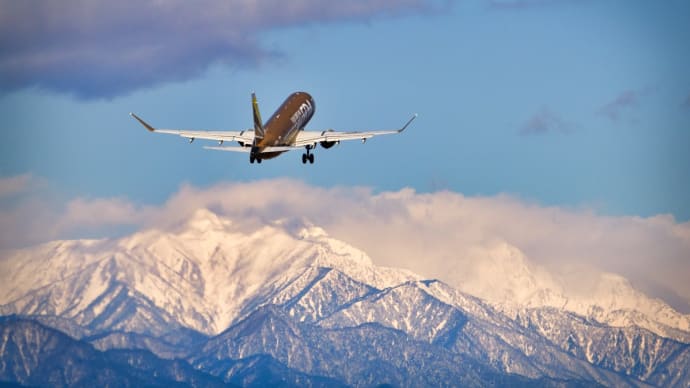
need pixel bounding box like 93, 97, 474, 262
1, 1, 689, 309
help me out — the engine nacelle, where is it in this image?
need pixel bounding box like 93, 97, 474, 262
319, 140, 337, 149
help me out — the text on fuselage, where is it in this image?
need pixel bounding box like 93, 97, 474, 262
290, 100, 313, 126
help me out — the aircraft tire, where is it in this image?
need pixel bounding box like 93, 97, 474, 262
309, 154, 314, 164
302, 154, 307, 164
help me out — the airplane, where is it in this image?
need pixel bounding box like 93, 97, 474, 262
130, 91, 416, 164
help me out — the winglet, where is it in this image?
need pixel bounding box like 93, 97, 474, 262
398, 113, 418, 133
130, 112, 156, 132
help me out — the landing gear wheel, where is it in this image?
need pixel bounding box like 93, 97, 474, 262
308, 153, 314, 164
302, 154, 307, 164
257, 158, 262, 164
250, 155, 255, 164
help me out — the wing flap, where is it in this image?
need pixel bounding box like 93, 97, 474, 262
295, 114, 416, 146
130, 113, 255, 143
159, 130, 255, 143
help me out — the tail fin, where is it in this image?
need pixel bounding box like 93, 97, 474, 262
252, 92, 265, 139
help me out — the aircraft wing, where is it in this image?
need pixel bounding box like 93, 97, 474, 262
295, 114, 416, 147
130, 113, 256, 144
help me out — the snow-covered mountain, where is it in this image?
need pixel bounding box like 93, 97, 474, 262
1, 209, 689, 386
0, 209, 416, 336
459, 242, 690, 343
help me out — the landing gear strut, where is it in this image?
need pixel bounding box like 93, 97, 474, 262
302, 145, 315, 164
250, 146, 262, 164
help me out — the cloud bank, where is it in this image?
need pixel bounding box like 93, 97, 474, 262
0, 174, 36, 199
2, 176, 689, 313
0, 0, 436, 99
488, 0, 584, 10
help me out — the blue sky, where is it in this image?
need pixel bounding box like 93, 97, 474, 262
1, 0, 689, 220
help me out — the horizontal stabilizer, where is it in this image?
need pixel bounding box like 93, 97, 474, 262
203, 146, 251, 153
259, 146, 304, 153
204, 145, 303, 153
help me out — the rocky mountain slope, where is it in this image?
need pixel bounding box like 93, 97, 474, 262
1, 209, 688, 386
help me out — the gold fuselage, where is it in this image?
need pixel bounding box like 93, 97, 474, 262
255, 91, 315, 159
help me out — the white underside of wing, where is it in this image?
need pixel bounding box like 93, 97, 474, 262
156, 129, 255, 144
295, 130, 399, 146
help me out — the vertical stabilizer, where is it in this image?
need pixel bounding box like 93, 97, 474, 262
252, 92, 265, 139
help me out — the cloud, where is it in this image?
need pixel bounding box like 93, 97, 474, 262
52, 197, 157, 233
597, 89, 648, 122
0, 174, 37, 199
488, 0, 584, 10
0, 0, 437, 99
0, 194, 151, 250
3, 177, 689, 313
519, 107, 570, 135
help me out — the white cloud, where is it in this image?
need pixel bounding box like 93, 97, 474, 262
52, 197, 157, 233
0, 174, 39, 198
2, 178, 689, 313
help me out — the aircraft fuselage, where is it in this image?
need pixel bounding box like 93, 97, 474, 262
254, 91, 315, 159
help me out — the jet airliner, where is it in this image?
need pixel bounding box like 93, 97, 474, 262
130, 92, 416, 164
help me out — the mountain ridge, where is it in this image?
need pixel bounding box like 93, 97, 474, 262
1, 208, 688, 386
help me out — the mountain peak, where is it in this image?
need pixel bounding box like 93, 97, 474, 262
181, 208, 232, 232
298, 225, 328, 239
3, 212, 690, 386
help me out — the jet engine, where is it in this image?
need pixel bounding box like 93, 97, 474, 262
319, 140, 337, 149
319, 129, 338, 149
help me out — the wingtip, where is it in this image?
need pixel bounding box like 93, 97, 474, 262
129, 112, 156, 132
399, 113, 417, 132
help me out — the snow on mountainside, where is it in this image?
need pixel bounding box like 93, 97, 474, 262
459, 242, 690, 343
0, 316, 228, 387
0, 208, 417, 335
1, 208, 689, 386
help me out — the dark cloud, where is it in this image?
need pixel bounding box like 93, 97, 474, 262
0, 0, 436, 99
597, 89, 647, 122
488, 0, 584, 10
519, 107, 570, 135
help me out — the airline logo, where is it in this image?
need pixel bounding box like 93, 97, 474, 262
290, 100, 313, 126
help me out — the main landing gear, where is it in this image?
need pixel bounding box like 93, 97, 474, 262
302, 145, 315, 164
249, 146, 262, 164
249, 142, 261, 164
